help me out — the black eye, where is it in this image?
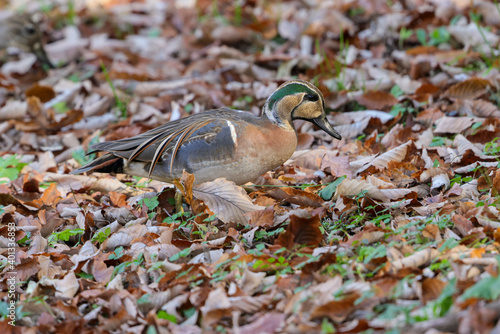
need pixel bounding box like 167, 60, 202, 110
304, 94, 319, 102
23, 26, 36, 35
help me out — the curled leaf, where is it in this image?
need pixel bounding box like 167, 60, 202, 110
193, 178, 264, 225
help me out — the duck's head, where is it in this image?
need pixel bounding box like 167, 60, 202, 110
6, 14, 54, 68
263, 80, 342, 140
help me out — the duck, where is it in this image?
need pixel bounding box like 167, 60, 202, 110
0, 13, 54, 68
71, 80, 342, 184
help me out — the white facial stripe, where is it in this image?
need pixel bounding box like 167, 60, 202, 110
226, 120, 238, 146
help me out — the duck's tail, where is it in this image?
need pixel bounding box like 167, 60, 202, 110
70, 153, 124, 175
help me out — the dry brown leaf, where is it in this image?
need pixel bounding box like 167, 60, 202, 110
434, 116, 484, 134
333, 178, 388, 201
330, 119, 370, 139
380, 188, 414, 200
200, 287, 232, 327
474, 2, 500, 26
445, 183, 463, 197
493, 169, 500, 194
229, 295, 273, 313
92, 259, 114, 284
238, 312, 286, 334
238, 267, 266, 295
245, 207, 274, 227
355, 90, 398, 110
102, 224, 148, 250
15, 96, 84, 132
109, 191, 128, 208
53, 272, 79, 299
30, 183, 61, 208
310, 292, 359, 322
288, 149, 338, 170
356, 140, 412, 175
431, 173, 450, 192
448, 23, 499, 49
421, 278, 447, 303
267, 187, 324, 207
0, 193, 37, 215
210, 25, 254, 43
37, 256, 65, 280
0, 100, 27, 120
443, 77, 492, 100
367, 175, 395, 189
415, 82, 440, 97
297, 132, 314, 150
391, 248, 439, 271
462, 100, 500, 118
420, 167, 447, 182
406, 45, 438, 55
422, 224, 440, 241
275, 214, 323, 249
330, 110, 394, 125
343, 224, 387, 247
44, 173, 145, 196
173, 171, 195, 205
321, 155, 353, 178
25, 84, 56, 103
453, 134, 484, 157
471, 247, 486, 258
70, 241, 99, 265
193, 178, 265, 225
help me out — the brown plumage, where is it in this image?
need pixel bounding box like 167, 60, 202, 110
72, 80, 342, 185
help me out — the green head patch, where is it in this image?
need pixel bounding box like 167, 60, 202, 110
266, 81, 323, 110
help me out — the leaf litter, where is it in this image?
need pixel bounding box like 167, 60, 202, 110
1, 0, 500, 333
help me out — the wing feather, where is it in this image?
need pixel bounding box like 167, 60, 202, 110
86, 108, 255, 179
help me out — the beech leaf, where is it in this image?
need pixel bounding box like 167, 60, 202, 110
193, 178, 265, 225
356, 140, 412, 175
444, 77, 492, 100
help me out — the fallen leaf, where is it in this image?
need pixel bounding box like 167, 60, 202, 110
471, 247, 486, 259
0, 100, 27, 120
342, 224, 387, 247
421, 278, 447, 303
267, 187, 324, 207
448, 23, 499, 49
275, 214, 323, 249
238, 312, 285, 334
356, 140, 412, 175
109, 191, 128, 208
297, 132, 315, 150
355, 90, 398, 110
193, 178, 265, 225
422, 224, 440, 241
444, 77, 492, 100
310, 292, 359, 322
391, 248, 439, 272
30, 183, 61, 208
245, 207, 275, 227
434, 116, 485, 134
200, 287, 232, 327
25, 84, 56, 103
333, 178, 389, 202
431, 173, 450, 192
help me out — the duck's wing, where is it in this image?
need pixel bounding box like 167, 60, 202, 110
89, 108, 242, 177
